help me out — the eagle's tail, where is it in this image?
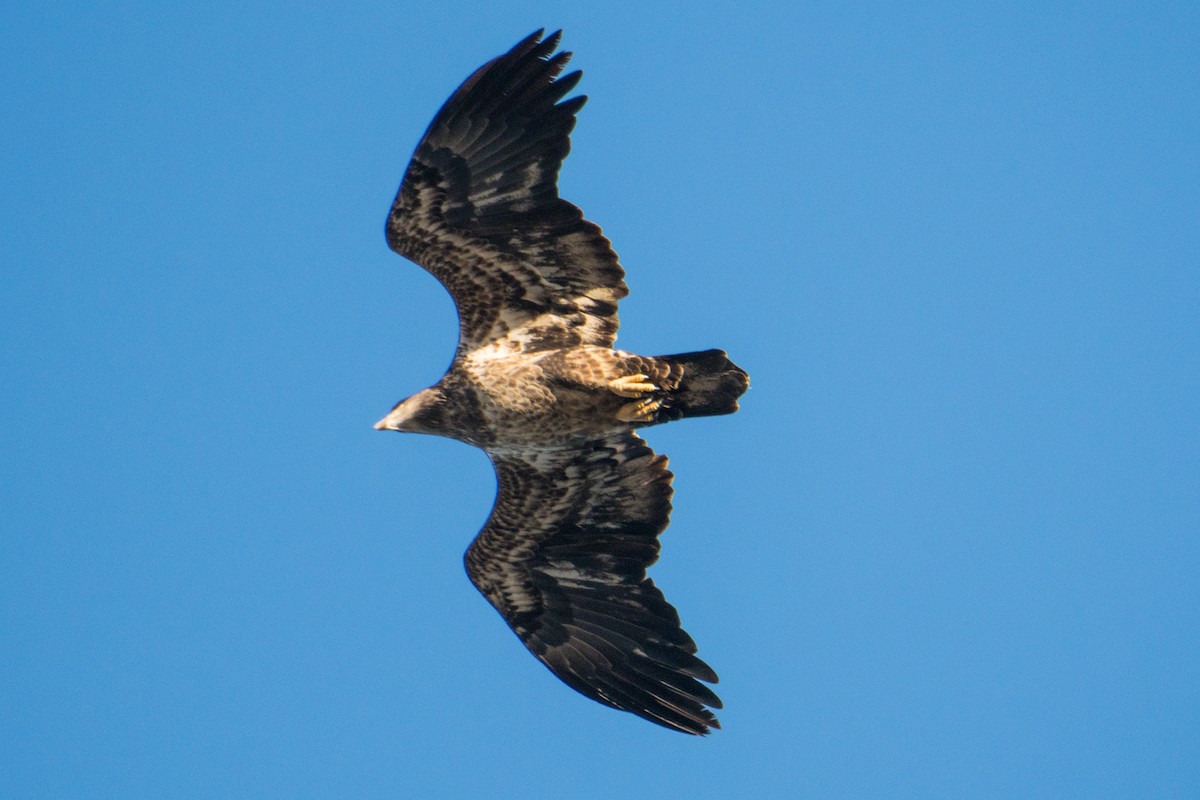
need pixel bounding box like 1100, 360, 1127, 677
656, 349, 749, 420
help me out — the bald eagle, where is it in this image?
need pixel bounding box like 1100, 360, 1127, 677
374, 30, 748, 735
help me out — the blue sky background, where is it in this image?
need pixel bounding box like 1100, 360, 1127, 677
3, 2, 1198, 797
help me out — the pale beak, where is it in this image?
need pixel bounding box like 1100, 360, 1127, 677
373, 417, 393, 431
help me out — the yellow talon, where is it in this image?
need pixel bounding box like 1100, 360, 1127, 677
616, 397, 662, 423
608, 374, 658, 398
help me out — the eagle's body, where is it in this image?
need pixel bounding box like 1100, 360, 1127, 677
387, 346, 743, 449
374, 30, 748, 735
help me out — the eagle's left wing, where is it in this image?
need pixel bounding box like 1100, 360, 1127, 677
464, 433, 721, 735
386, 30, 628, 355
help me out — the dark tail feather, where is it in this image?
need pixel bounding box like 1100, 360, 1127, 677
657, 349, 749, 420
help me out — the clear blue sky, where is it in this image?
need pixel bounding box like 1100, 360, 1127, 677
3, 2, 1198, 797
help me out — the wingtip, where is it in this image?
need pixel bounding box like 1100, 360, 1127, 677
513, 28, 562, 57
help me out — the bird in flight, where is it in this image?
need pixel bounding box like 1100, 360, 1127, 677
374, 29, 748, 734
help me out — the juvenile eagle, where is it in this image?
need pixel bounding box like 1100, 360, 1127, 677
374, 30, 749, 735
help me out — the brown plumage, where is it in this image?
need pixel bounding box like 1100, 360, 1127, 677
374, 30, 748, 735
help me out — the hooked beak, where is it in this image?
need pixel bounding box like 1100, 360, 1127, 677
373, 404, 407, 431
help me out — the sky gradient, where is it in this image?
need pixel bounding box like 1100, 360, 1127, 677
3, 2, 1198, 797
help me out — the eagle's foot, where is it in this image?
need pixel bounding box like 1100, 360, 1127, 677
616, 397, 663, 423
608, 374, 657, 398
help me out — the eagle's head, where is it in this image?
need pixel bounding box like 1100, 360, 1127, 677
373, 387, 449, 435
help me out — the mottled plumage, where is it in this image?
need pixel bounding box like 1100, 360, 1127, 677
374, 30, 748, 735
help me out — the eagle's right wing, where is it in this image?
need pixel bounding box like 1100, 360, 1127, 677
464, 433, 721, 735
386, 30, 627, 355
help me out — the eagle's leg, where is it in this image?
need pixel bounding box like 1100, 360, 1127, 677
608, 372, 663, 423
607, 374, 658, 398
615, 396, 663, 423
